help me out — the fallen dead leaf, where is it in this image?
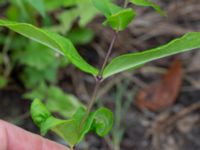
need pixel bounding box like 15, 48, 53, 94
136, 59, 183, 111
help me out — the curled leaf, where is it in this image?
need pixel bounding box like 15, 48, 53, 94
31, 99, 51, 128
92, 107, 114, 136
136, 59, 183, 111
30, 99, 114, 147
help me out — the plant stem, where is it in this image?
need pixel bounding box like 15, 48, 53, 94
85, 80, 101, 117
80, 0, 129, 129
80, 80, 101, 128
124, 0, 129, 8
70, 146, 74, 150
98, 31, 118, 78
80, 31, 118, 128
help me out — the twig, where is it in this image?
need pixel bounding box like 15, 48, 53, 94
98, 31, 118, 78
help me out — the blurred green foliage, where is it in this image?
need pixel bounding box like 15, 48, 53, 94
0, 0, 98, 117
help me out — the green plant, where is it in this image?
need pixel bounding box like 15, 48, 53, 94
0, 0, 96, 115
0, 0, 96, 88
1, 0, 200, 149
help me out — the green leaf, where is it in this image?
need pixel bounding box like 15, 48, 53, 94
50, 0, 98, 34
67, 28, 94, 45
43, 0, 76, 11
46, 86, 85, 118
103, 32, 200, 78
92, 0, 121, 17
31, 99, 114, 147
0, 19, 99, 76
17, 41, 57, 70
9, 0, 29, 21
75, 107, 114, 142
23, 82, 47, 100
50, 9, 78, 34
103, 8, 136, 31
91, 107, 114, 137
51, 119, 79, 147
130, 0, 166, 16
31, 98, 52, 129
92, 0, 135, 31
77, 0, 99, 27
25, 0, 46, 17
21, 65, 58, 88
0, 75, 7, 88
31, 99, 79, 147
25, 85, 84, 118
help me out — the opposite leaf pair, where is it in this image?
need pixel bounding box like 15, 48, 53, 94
2, 20, 200, 80
31, 99, 113, 148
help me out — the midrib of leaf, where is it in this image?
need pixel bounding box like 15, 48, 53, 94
103, 32, 200, 78
3, 22, 63, 55
0, 20, 99, 75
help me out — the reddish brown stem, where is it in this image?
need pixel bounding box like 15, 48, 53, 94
80, 31, 118, 128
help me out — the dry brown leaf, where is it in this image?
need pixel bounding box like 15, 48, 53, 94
136, 59, 183, 111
